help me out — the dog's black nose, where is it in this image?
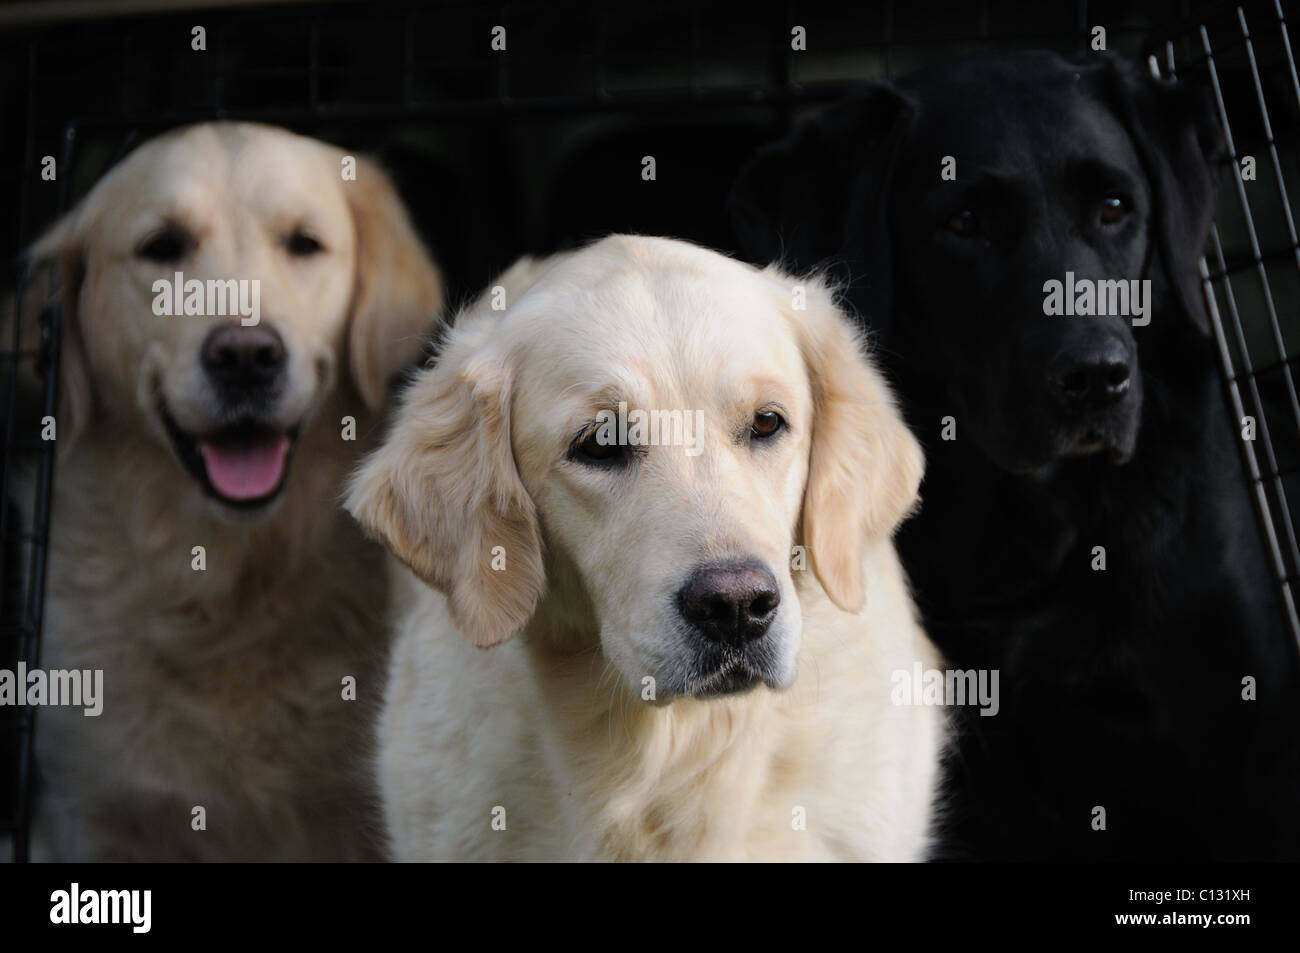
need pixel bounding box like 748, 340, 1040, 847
1047, 342, 1132, 410
201, 324, 286, 390
677, 561, 780, 646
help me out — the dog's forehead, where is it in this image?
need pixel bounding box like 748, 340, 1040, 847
534, 261, 796, 358
510, 247, 805, 404
89, 123, 346, 232
904, 67, 1133, 176
224, 129, 343, 204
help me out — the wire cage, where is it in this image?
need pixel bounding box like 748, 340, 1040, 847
0, 0, 1294, 862
1152, 1, 1300, 644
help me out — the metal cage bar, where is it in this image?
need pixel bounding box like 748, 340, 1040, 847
1153, 0, 1300, 654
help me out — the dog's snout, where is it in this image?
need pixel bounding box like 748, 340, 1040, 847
201, 324, 286, 390
677, 561, 780, 646
1046, 340, 1132, 410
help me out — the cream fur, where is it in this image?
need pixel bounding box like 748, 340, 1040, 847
21, 122, 443, 860
350, 235, 946, 862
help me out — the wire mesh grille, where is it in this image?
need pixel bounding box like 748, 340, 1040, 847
0, 264, 60, 865
1, 0, 1292, 861
1151, 0, 1300, 649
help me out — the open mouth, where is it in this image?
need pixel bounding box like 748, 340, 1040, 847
160, 403, 298, 508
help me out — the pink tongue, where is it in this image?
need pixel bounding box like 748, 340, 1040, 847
198, 434, 291, 501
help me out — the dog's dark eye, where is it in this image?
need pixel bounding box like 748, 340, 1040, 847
136, 227, 192, 263
1099, 196, 1129, 225
285, 229, 324, 257
945, 209, 979, 237
751, 411, 785, 440
570, 430, 630, 468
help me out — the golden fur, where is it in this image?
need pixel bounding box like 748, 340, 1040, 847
21, 122, 442, 860
349, 236, 946, 861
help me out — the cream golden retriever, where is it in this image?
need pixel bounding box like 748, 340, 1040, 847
21, 121, 442, 860
347, 235, 946, 861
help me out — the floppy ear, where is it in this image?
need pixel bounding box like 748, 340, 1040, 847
20, 213, 94, 453
729, 83, 914, 334
344, 156, 445, 411
345, 325, 544, 647
785, 273, 924, 613
1092, 57, 1224, 335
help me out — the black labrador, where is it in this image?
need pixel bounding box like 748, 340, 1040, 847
731, 51, 1300, 860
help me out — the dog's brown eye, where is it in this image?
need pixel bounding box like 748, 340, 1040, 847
285, 229, 324, 257
570, 430, 629, 467
136, 228, 192, 263
1099, 196, 1129, 225
751, 411, 784, 440
945, 209, 978, 237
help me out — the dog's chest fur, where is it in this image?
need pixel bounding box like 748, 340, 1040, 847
900, 357, 1300, 859
380, 544, 944, 862
34, 422, 389, 860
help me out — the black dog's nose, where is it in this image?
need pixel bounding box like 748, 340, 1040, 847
201, 324, 286, 390
677, 561, 780, 647
1047, 342, 1132, 410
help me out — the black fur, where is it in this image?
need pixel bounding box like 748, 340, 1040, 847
731, 51, 1300, 860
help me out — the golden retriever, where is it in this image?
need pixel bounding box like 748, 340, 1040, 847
21, 121, 442, 860
347, 235, 946, 861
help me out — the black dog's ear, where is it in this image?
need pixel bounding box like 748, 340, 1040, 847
1093, 57, 1225, 335
729, 83, 914, 332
